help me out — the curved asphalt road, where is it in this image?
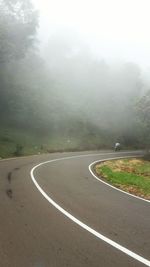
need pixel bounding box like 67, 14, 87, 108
0, 150, 149, 267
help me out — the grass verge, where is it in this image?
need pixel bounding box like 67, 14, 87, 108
95, 158, 150, 200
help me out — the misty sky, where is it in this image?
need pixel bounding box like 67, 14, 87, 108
32, 0, 150, 70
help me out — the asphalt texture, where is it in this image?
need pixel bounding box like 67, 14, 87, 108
0, 150, 149, 267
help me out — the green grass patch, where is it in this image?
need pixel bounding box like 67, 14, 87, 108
95, 159, 150, 200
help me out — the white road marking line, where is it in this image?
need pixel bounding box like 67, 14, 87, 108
30, 152, 150, 267
89, 157, 150, 203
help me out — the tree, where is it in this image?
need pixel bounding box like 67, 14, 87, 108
136, 90, 150, 150
0, 0, 38, 129
0, 0, 38, 63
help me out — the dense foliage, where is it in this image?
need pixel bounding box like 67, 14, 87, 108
0, 0, 38, 63
136, 90, 150, 149
0, 1, 149, 156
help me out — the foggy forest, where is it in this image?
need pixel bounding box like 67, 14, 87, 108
0, 0, 150, 157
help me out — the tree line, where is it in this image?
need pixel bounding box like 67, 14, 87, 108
0, 0, 149, 155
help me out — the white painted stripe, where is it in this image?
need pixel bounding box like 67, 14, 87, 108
30, 152, 150, 266
89, 157, 150, 203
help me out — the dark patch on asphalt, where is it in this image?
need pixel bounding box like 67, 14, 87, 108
7, 167, 20, 183
7, 172, 12, 183
6, 189, 13, 199
14, 167, 20, 171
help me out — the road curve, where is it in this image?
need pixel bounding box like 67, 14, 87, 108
0, 150, 149, 267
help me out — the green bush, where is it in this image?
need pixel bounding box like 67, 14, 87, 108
14, 144, 23, 156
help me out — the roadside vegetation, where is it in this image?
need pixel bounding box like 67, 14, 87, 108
95, 158, 150, 200
0, 126, 112, 158
0, 0, 150, 158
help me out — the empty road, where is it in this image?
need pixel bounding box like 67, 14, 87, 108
0, 151, 149, 267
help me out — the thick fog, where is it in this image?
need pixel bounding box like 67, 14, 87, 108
33, 0, 150, 69
0, 0, 150, 154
